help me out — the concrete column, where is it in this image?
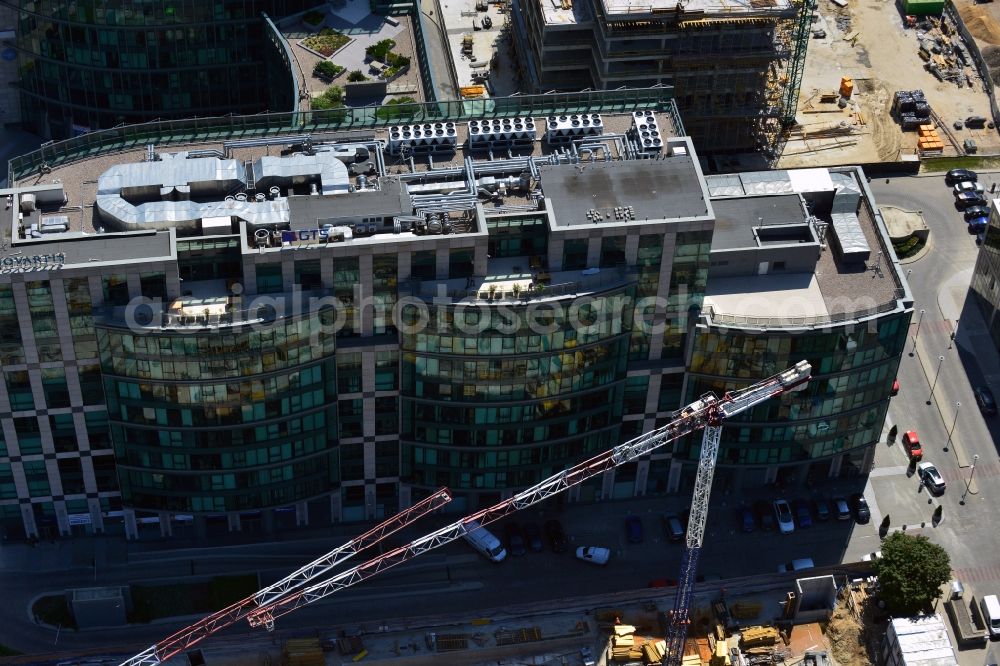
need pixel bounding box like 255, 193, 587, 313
123, 508, 138, 540
764, 465, 778, 485
398, 484, 412, 510
474, 243, 489, 277
436, 247, 449, 280
365, 485, 377, 521
548, 237, 564, 271
634, 459, 649, 497
828, 453, 844, 478
585, 237, 601, 268
227, 512, 242, 532
281, 257, 295, 294
55, 502, 70, 537
667, 459, 683, 494
88, 498, 105, 534
600, 468, 615, 499
21, 505, 38, 540
243, 262, 258, 295
158, 512, 172, 537
295, 501, 309, 527
624, 233, 640, 266
330, 492, 343, 522
861, 445, 876, 474
397, 252, 412, 281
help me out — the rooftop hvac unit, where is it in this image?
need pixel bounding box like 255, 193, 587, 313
545, 113, 603, 145
630, 110, 663, 153
387, 122, 458, 155
467, 117, 537, 150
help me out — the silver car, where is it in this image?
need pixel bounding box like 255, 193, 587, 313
917, 461, 946, 494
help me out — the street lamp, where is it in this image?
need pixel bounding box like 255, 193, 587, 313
945, 402, 960, 453
927, 355, 945, 405
911, 309, 926, 356
961, 454, 980, 504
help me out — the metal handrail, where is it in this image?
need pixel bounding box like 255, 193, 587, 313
702, 290, 905, 328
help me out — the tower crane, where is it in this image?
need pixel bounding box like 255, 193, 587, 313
121, 360, 810, 666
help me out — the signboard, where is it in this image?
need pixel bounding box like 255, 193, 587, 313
0, 252, 66, 271
280, 227, 348, 244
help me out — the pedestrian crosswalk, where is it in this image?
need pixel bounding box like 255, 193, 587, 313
952, 562, 1000, 584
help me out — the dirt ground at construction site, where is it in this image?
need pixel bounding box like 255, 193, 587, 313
779, 0, 999, 168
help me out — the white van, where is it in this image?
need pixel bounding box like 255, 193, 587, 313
981, 594, 1000, 638
463, 519, 507, 562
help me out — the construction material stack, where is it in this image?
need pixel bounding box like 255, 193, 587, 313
918, 124, 944, 152
283, 638, 324, 666
893, 90, 932, 131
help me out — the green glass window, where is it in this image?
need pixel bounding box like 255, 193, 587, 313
140, 272, 167, 300
41, 367, 70, 408
256, 264, 283, 294
600, 235, 626, 268
449, 249, 474, 279
411, 250, 436, 280
5, 370, 34, 411
563, 238, 588, 271
295, 260, 322, 290
103, 274, 130, 306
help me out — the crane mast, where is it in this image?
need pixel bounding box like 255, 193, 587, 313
122, 360, 810, 666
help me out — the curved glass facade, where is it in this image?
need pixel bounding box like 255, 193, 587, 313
13, 0, 313, 138
97, 312, 339, 513
400, 290, 633, 491
685, 311, 910, 468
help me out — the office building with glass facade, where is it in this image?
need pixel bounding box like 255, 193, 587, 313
7, 0, 314, 139
971, 200, 1000, 352
0, 96, 910, 541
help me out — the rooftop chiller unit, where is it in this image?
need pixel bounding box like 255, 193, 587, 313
629, 110, 663, 153
387, 123, 458, 156
545, 114, 603, 145
467, 117, 537, 151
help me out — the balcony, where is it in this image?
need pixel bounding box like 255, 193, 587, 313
401, 259, 635, 304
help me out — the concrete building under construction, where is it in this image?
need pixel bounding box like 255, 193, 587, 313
508, 0, 813, 162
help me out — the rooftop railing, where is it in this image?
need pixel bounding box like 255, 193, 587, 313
8, 89, 679, 183
701, 290, 907, 329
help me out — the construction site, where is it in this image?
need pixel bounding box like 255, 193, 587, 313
779, 0, 1000, 167
499, 0, 815, 163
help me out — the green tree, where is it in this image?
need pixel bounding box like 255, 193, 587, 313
874, 531, 951, 615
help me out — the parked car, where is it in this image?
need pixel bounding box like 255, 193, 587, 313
975, 385, 997, 416
625, 515, 643, 544
954, 181, 986, 196
793, 499, 813, 528
964, 205, 990, 221
891, 378, 900, 396
956, 192, 987, 209
851, 493, 871, 523
946, 168, 978, 184
753, 500, 776, 531
662, 513, 685, 542
544, 519, 568, 553
522, 522, 544, 552
813, 497, 831, 522
917, 461, 947, 494
833, 496, 852, 521
504, 522, 526, 556
903, 430, 923, 460
969, 217, 989, 234
575, 546, 610, 565
777, 558, 815, 573
861, 551, 882, 562
737, 504, 755, 533
773, 499, 795, 534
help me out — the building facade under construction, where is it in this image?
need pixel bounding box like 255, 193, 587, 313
509, 0, 812, 162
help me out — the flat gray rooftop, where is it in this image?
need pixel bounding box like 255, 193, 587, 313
539, 158, 709, 227
287, 177, 411, 230
710, 194, 806, 251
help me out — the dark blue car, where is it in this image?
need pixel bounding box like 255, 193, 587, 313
794, 499, 812, 528
738, 505, 754, 533
625, 515, 643, 543
969, 216, 989, 233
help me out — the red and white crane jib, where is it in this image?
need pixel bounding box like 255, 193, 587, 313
244, 362, 812, 630
117, 488, 452, 666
